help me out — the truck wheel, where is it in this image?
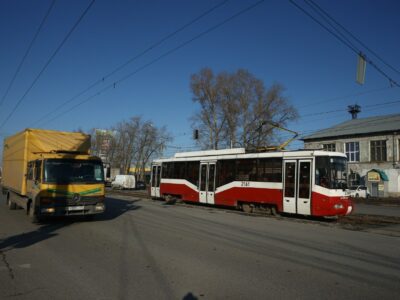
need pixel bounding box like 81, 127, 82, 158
28, 203, 41, 223
355, 193, 359, 198
6, 194, 17, 210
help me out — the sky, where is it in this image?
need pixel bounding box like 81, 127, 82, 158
0, 0, 399, 159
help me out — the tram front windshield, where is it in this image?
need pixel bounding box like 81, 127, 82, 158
315, 156, 347, 189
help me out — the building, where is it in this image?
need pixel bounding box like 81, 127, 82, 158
94, 129, 115, 162
302, 113, 400, 197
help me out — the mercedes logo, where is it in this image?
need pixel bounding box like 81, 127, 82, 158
73, 193, 81, 203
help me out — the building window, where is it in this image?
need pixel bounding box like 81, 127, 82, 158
348, 172, 360, 186
370, 140, 387, 162
345, 142, 360, 162
323, 143, 336, 152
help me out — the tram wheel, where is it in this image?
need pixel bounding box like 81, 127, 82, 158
165, 195, 176, 204
242, 203, 253, 213
271, 206, 279, 216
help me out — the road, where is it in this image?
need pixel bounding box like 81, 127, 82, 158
1, 192, 399, 300
354, 202, 400, 217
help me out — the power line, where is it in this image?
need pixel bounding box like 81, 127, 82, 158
30, 0, 231, 127
305, 0, 400, 76
0, 0, 96, 130
0, 0, 56, 108
302, 0, 359, 55
300, 99, 400, 118
296, 86, 396, 109
288, 0, 400, 87
38, 0, 266, 126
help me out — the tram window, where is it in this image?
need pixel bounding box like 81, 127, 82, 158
284, 162, 296, 197
186, 161, 199, 185
151, 166, 157, 187
258, 158, 282, 182
315, 157, 330, 188
218, 160, 235, 187
236, 159, 257, 181
173, 162, 186, 179
298, 162, 311, 198
162, 162, 174, 178
200, 164, 207, 191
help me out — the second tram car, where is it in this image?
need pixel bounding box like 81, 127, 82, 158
150, 148, 353, 217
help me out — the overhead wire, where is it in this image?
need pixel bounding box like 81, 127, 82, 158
300, 99, 400, 118
37, 0, 266, 126
0, 0, 56, 108
30, 0, 231, 127
305, 0, 400, 76
288, 0, 400, 87
0, 0, 96, 130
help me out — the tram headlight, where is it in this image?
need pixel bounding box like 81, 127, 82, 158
334, 204, 344, 210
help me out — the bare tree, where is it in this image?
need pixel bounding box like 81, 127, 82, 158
91, 116, 172, 181
191, 68, 298, 150
191, 68, 226, 150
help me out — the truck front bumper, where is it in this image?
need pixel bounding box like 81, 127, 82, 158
40, 203, 105, 216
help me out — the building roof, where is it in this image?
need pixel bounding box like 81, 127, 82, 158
302, 113, 400, 141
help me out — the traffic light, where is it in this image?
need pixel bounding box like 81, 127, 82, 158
193, 129, 199, 140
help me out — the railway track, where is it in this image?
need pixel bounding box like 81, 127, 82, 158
105, 189, 400, 234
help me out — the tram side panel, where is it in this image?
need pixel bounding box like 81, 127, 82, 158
160, 179, 199, 202
214, 184, 283, 211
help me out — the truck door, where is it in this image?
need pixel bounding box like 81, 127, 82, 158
26, 160, 41, 199
199, 162, 216, 204
151, 164, 161, 198
26, 161, 35, 199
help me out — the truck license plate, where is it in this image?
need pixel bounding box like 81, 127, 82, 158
67, 206, 85, 211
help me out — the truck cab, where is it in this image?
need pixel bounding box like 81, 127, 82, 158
25, 153, 105, 221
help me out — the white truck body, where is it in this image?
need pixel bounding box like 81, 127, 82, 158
111, 175, 136, 189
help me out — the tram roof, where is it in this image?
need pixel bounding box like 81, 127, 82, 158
153, 149, 346, 163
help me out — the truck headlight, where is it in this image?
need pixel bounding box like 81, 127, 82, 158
95, 204, 105, 211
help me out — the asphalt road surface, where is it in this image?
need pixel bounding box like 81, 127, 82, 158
1, 193, 399, 300
354, 202, 400, 217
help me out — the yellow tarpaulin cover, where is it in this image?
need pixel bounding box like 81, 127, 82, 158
2, 128, 90, 195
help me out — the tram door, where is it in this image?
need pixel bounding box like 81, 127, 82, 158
199, 162, 216, 204
151, 164, 161, 198
283, 160, 312, 215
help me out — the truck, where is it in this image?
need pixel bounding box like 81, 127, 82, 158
111, 174, 136, 190
1, 128, 105, 222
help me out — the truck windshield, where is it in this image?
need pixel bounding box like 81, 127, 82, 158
315, 156, 347, 189
44, 159, 104, 184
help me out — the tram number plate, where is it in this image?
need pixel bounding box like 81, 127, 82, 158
241, 181, 250, 187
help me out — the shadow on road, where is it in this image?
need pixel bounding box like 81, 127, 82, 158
95, 197, 141, 221
182, 292, 199, 300
0, 222, 69, 251
0, 196, 140, 251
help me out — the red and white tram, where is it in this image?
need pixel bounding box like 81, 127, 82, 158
150, 148, 353, 217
